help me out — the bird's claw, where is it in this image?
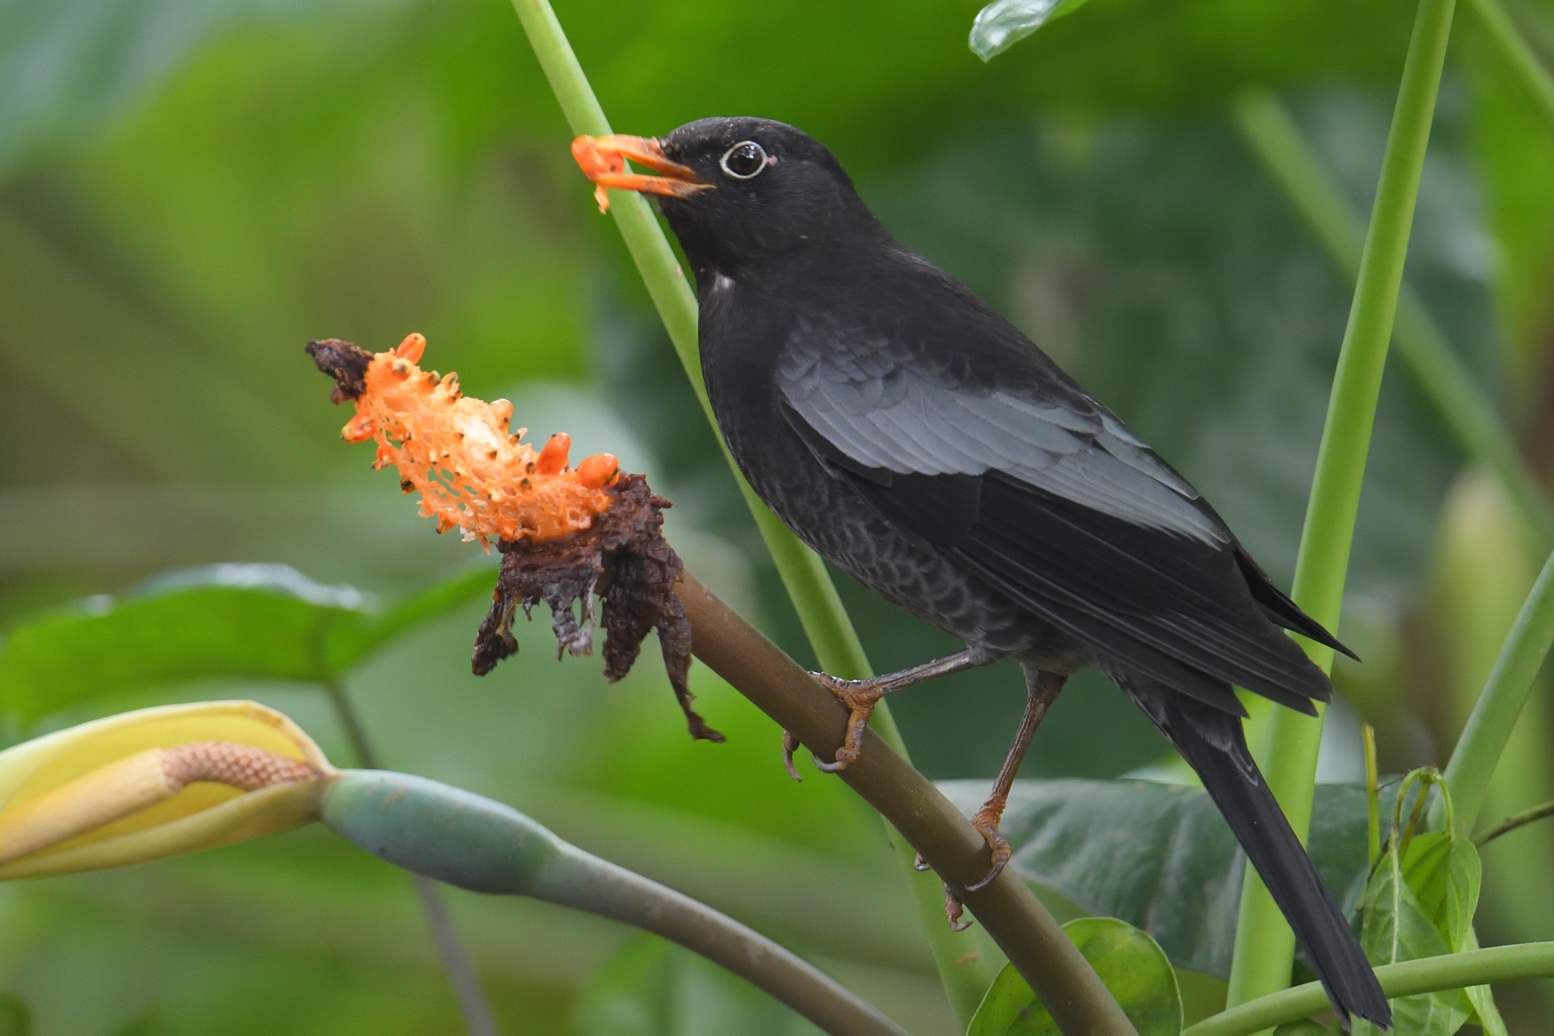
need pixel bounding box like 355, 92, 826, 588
781, 731, 804, 783
944, 884, 972, 931
923, 806, 1011, 930
965, 809, 1012, 892
806, 671, 884, 773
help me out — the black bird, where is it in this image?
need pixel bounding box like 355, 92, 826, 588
574, 117, 1391, 1028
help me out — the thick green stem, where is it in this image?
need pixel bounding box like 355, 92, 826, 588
324, 769, 905, 1036
1464, 0, 1554, 130
505, 0, 992, 1022
1188, 942, 1554, 1036
1231, 90, 1554, 546
321, 680, 497, 1036
1226, 0, 1458, 1017
1437, 547, 1554, 833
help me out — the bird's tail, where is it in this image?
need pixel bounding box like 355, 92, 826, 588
1126, 678, 1392, 1029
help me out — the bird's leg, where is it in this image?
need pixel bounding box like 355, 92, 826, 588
944, 668, 1067, 930
786, 650, 993, 777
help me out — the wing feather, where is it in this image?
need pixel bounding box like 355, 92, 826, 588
777, 322, 1339, 712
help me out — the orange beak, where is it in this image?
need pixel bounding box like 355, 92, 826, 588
571, 134, 711, 213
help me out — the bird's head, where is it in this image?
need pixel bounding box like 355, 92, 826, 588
572, 117, 878, 279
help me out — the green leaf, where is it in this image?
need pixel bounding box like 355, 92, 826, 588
967, 917, 1181, 1035
969, 0, 1095, 61
1398, 833, 1480, 952
0, 563, 493, 721
1396, 829, 1482, 952
939, 779, 1390, 979
1354, 845, 1471, 1036
573, 936, 822, 1036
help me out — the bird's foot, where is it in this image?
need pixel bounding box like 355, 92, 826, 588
807, 672, 886, 773
965, 803, 1013, 892
932, 801, 1015, 931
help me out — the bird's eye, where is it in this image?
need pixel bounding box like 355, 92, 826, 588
719, 141, 768, 180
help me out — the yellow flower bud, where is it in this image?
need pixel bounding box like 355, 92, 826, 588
0, 700, 333, 879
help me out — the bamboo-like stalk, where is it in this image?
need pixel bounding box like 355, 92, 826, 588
1437, 547, 1554, 834
1230, 90, 1554, 546
502, 0, 1018, 1023
1189, 942, 1554, 1036
1226, 0, 1459, 1016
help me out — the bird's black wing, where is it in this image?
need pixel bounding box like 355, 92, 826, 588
775, 291, 1343, 716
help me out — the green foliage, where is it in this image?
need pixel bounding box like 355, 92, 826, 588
1355, 842, 1471, 1034
939, 779, 1388, 979
967, 917, 1181, 1035
0, 564, 491, 723
1353, 772, 1502, 1036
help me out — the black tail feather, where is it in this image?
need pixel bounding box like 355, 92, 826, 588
1129, 679, 1391, 1029
1234, 550, 1360, 661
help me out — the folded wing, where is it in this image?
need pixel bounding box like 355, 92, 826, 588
777, 317, 1348, 716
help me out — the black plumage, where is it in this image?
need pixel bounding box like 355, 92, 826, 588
576, 117, 1390, 1028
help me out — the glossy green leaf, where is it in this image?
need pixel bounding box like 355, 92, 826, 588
968, 917, 1181, 1035
1398, 832, 1481, 953
573, 936, 821, 1036
939, 779, 1390, 979
969, 0, 1094, 61
0, 564, 493, 721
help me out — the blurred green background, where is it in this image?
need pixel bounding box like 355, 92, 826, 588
2, 0, 1553, 1032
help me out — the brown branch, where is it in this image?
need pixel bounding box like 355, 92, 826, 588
677, 572, 1137, 1036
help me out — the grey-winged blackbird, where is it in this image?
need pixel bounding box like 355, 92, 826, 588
575, 117, 1390, 1029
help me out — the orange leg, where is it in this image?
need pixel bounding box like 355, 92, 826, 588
781, 650, 993, 779
944, 669, 1067, 930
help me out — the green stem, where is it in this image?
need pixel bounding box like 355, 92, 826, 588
504, 0, 986, 1022
324, 769, 908, 1036
1476, 797, 1554, 846
321, 680, 497, 1036
1187, 942, 1554, 1036
1231, 90, 1554, 546
1226, 0, 1458, 1017
1363, 724, 1381, 865
1438, 547, 1554, 833
1464, 0, 1554, 130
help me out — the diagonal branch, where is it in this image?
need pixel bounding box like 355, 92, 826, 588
677, 572, 1137, 1036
